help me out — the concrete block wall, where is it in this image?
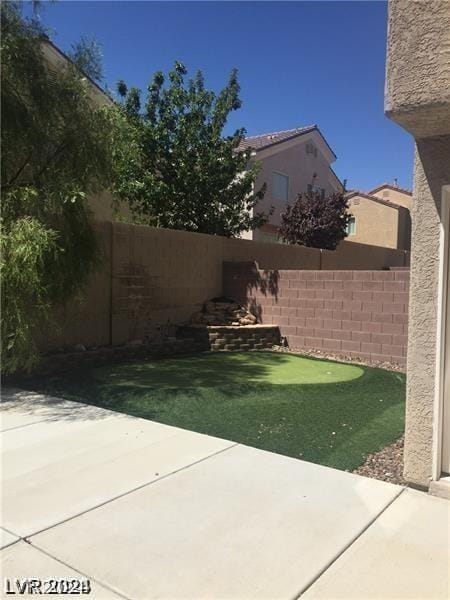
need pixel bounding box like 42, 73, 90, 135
224, 263, 409, 366
43, 221, 113, 350
46, 222, 410, 352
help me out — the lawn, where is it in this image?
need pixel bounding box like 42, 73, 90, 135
28, 352, 406, 471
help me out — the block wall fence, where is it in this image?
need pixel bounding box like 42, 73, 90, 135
46, 221, 410, 353
223, 263, 409, 366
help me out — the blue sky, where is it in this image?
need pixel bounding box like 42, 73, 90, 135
34, 1, 414, 191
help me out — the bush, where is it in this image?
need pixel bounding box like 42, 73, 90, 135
1, 4, 115, 373
279, 191, 350, 250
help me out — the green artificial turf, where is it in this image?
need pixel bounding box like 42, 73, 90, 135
28, 352, 406, 471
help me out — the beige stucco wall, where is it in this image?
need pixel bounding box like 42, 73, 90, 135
385, 0, 450, 138
371, 187, 412, 210
385, 0, 450, 489
404, 138, 450, 487
346, 195, 402, 249
42, 42, 133, 226
251, 137, 340, 239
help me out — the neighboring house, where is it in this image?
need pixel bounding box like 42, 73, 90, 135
345, 185, 411, 250
239, 126, 343, 242
41, 38, 129, 222
369, 182, 412, 210
385, 0, 450, 497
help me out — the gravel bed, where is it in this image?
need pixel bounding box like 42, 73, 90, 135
353, 435, 406, 485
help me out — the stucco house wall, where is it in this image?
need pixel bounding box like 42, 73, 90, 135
385, 0, 450, 492
241, 128, 342, 242
42, 40, 129, 223
404, 139, 450, 488
345, 192, 411, 251
370, 185, 412, 210
254, 140, 339, 233
385, 0, 450, 139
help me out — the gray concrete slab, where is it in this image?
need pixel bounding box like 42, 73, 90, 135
0, 529, 19, 550
6, 388, 447, 600
0, 542, 121, 599
302, 488, 450, 599
0, 388, 118, 431
31, 444, 401, 600
1, 395, 233, 537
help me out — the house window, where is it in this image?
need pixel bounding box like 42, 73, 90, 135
273, 172, 289, 201
307, 184, 325, 198
306, 142, 317, 157
346, 217, 356, 235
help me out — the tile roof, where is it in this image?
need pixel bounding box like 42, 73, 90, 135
345, 190, 407, 211
238, 125, 318, 151
368, 183, 412, 197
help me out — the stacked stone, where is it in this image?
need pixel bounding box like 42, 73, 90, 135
208, 326, 280, 351
190, 298, 258, 326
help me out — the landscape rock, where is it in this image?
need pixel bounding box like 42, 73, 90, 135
189, 297, 258, 327
353, 435, 405, 485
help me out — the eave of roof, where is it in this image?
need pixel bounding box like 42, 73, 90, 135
239, 125, 337, 160
329, 165, 344, 189
368, 183, 412, 197
41, 37, 113, 104
345, 190, 406, 210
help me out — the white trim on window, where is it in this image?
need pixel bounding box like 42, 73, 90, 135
346, 216, 356, 236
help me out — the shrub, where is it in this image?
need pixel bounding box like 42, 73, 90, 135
1, 4, 115, 373
279, 191, 350, 250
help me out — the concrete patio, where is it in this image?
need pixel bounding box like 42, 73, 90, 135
1, 388, 449, 599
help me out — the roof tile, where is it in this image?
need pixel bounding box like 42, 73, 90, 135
238, 125, 317, 151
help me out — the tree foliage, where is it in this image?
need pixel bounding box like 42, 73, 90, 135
279, 191, 350, 250
1, 3, 115, 373
112, 63, 268, 236
68, 36, 104, 83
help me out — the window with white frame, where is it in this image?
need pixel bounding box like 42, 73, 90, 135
273, 172, 289, 201
346, 216, 356, 235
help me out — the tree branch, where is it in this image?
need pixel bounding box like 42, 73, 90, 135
2, 152, 32, 190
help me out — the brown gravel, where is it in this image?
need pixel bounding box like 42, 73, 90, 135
353, 435, 406, 485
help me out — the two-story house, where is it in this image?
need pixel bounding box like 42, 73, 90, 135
345, 183, 412, 250
239, 126, 343, 242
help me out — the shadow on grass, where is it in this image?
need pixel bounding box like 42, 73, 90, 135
90, 351, 366, 388
21, 352, 406, 471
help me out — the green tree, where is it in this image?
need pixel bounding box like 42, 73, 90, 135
68, 36, 103, 83
1, 3, 116, 373
113, 63, 268, 236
